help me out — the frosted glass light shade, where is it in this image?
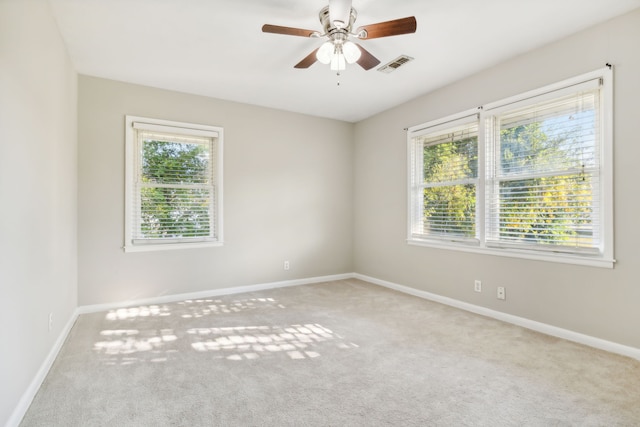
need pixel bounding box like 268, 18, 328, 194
330, 53, 346, 71
343, 41, 361, 64
316, 42, 334, 64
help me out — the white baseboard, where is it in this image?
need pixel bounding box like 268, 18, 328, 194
76, 273, 354, 315
6, 309, 79, 427
354, 273, 640, 361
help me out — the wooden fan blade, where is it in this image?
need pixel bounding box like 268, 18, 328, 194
355, 44, 380, 70
294, 48, 320, 69
262, 24, 317, 38
356, 16, 417, 39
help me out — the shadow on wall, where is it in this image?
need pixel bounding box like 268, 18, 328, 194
93, 296, 359, 365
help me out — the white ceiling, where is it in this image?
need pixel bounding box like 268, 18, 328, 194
49, 0, 640, 123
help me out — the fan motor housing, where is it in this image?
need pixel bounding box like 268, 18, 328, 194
319, 5, 358, 34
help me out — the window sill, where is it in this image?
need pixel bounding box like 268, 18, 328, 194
124, 240, 223, 253
407, 238, 615, 269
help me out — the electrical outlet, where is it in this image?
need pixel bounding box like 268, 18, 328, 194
474, 280, 482, 292
284, 260, 290, 271
48, 312, 53, 331
497, 287, 506, 300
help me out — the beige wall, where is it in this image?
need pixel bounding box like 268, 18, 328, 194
0, 0, 78, 424
77, 76, 354, 306
353, 9, 640, 349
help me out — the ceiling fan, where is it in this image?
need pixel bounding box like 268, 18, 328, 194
262, 0, 417, 71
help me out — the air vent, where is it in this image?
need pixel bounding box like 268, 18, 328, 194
377, 55, 414, 73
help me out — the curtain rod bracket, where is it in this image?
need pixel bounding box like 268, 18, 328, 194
606, 63, 612, 69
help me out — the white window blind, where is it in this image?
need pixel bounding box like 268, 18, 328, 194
485, 83, 601, 253
410, 117, 479, 242
125, 116, 223, 251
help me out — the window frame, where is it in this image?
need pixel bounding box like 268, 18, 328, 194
407, 68, 614, 268
124, 115, 224, 252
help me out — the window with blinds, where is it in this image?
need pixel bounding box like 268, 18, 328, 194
125, 117, 223, 251
409, 117, 479, 243
407, 68, 613, 267
486, 84, 601, 253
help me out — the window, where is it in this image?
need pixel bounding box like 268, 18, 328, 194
409, 116, 479, 243
408, 68, 613, 267
125, 116, 223, 252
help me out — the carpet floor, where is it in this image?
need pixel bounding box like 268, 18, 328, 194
21, 279, 640, 426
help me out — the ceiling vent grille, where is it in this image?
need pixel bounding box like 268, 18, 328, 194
377, 55, 414, 73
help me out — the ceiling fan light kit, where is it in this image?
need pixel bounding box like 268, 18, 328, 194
262, 0, 417, 73
317, 40, 361, 71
